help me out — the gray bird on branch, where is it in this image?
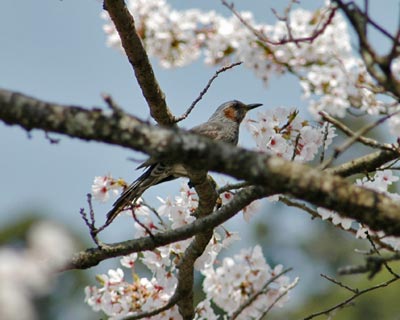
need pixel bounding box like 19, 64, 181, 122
106, 100, 262, 225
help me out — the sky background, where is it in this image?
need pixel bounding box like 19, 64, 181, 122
1, 0, 399, 318
0, 0, 317, 241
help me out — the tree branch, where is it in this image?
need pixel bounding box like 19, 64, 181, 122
319, 111, 397, 152
320, 111, 400, 169
334, 0, 400, 99
326, 150, 400, 177
103, 0, 174, 126
230, 268, 293, 320
66, 186, 267, 270
174, 62, 242, 123
304, 275, 399, 319
222, 0, 337, 46
2, 89, 400, 238
174, 172, 218, 319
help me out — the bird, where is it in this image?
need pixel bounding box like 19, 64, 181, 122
105, 100, 262, 225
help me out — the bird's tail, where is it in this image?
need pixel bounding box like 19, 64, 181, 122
105, 163, 175, 226
105, 165, 155, 225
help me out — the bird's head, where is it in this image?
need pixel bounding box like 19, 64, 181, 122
210, 100, 263, 124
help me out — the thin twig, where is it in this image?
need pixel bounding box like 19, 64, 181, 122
271, 0, 300, 47
279, 196, 399, 252
222, 0, 337, 45
79, 194, 102, 247
362, 2, 400, 43
326, 149, 400, 178
217, 181, 251, 194
338, 254, 400, 277
123, 294, 180, 320
291, 132, 301, 161
366, 232, 400, 278
378, 157, 400, 171
44, 132, 60, 144
320, 111, 400, 169
279, 109, 299, 133
319, 122, 331, 163
279, 196, 320, 219
130, 208, 156, 239
333, 0, 400, 99
102, 93, 124, 114
140, 199, 166, 226
230, 268, 293, 320
174, 62, 243, 122
303, 276, 400, 319
258, 276, 299, 319
319, 111, 396, 152
79, 208, 91, 231
320, 274, 358, 293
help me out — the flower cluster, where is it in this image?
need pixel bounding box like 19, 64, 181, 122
85, 254, 182, 320
245, 107, 336, 162
92, 175, 126, 203
86, 180, 295, 319
85, 246, 296, 319
202, 245, 298, 319
0, 222, 75, 320
102, 0, 206, 68
102, 0, 400, 123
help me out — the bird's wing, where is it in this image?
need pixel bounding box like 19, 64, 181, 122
137, 122, 232, 172
190, 121, 236, 144
190, 121, 226, 140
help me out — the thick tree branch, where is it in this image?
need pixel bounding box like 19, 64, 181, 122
174, 172, 218, 319
2, 89, 400, 238
326, 150, 399, 177
175, 229, 213, 319
103, 0, 174, 126
67, 186, 267, 270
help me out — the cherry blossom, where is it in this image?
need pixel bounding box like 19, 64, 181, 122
245, 107, 336, 162
102, 1, 399, 119
201, 245, 297, 319
92, 175, 125, 202
0, 222, 75, 320
356, 169, 399, 193
220, 190, 261, 221
120, 253, 138, 269
86, 180, 269, 318
85, 179, 299, 318
317, 207, 354, 230
194, 299, 219, 320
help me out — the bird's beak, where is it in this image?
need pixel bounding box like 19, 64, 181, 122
246, 103, 263, 111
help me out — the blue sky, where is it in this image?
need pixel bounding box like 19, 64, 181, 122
0, 0, 308, 235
